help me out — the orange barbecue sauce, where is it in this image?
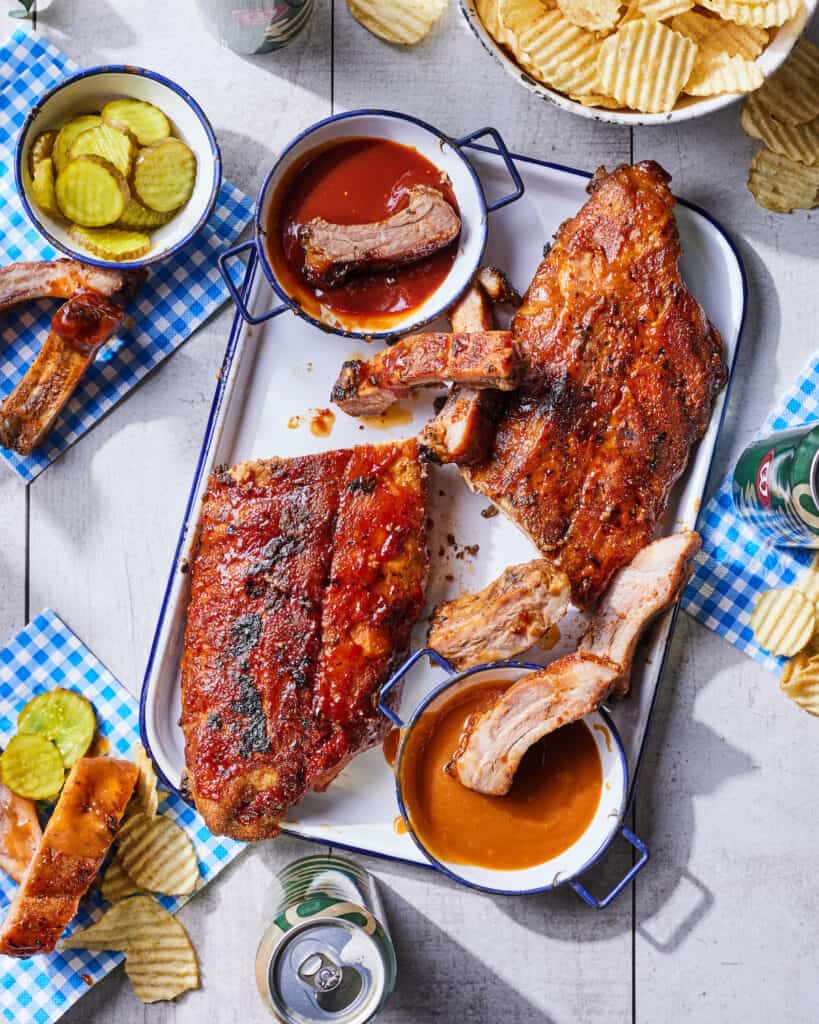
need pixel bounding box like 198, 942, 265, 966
267, 138, 459, 331
400, 680, 602, 871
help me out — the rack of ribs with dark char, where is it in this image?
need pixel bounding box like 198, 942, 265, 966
462, 161, 727, 608
180, 437, 428, 840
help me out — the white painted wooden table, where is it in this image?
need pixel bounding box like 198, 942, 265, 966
2, 2, 818, 1021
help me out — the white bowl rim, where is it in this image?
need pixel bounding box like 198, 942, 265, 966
458, 0, 817, 127
14, 64, 222, 269
391, 659, 629, 896
242, 108, 516, 341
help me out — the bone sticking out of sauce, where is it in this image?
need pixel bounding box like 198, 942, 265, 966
400, 679, 602, 871
360, 402, 413, 430
309, 408, 335, 437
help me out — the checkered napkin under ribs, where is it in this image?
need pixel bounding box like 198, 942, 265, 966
0, 609, 244, 1024
0, 29, 253, 483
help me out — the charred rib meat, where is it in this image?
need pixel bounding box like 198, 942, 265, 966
181, 438, 428, 840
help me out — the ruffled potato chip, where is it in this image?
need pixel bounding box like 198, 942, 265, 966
101, 852, 142, 903
781, 652, 819, 716
699, 0, 803, 29
748, 148, 819, 212
684, 51, 764, 95
755, 38, 819, 125
117, 812, 199, 896
129, 742, 159, 819
633, 0, 694, 21
347, 0, 447, 45
500, 2, 602, 95
742, 95, 819, 166
750, 587, 816, 655
556, 0, 620, 32
701, 22, 768, 59
598, 19, 697, 113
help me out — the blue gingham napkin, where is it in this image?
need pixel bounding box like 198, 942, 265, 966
0, 609, 245, 1024
682, 354, 819, 673
0, 29, 253, 483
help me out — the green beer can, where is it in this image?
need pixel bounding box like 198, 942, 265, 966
732, 423, 819, 546
255, 855, 396, 1024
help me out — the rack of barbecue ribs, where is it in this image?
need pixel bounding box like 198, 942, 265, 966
0, 757, 138, 957
462, 161, 727, 607
0, 259, 143, 455
180, 437, 428, 840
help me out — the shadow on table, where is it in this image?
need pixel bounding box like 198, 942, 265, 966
35, 0, 138, 56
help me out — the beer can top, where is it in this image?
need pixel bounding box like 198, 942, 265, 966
267, 918, 387, 1024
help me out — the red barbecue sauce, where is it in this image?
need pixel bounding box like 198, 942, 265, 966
267, 138, 459, 331
52, 291, 123, 356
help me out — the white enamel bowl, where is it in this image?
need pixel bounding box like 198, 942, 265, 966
218, 109, 524, 340
380, 656, 638, 899
16, 67, 221, 269
460, 0, 817, 126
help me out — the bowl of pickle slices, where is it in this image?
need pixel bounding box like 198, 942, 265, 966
16, 66, 222, 268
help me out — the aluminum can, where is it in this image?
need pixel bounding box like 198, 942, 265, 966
195, 0, 315, 55
732, 423, 819, 546
255, 855, 396, 1024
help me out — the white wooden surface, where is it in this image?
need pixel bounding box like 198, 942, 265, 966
1, 2, 818, 1021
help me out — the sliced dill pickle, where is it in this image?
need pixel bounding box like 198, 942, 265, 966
102, 98, 171, 147
117, 196, 174, 230
69, 225, 151, 262
70, 122, 136, 178
28, 129, 57, 176
18, 689, 96, 769
132, 139, 196, 213
56, 156, 129, 227
53, 114, 103, 173
30, 157, 60, 218
0, 733, 64, 800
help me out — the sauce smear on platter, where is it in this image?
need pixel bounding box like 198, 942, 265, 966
268, 138, 459, 330
400, 680, 602, 870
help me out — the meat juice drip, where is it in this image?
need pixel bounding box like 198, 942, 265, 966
309, 408, 335, 437
268, 138, 459, 326
400, 680, 602, 871
382, 727, 401, 769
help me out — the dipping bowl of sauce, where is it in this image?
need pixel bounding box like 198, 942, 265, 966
218, 110, 524, 339
379, 651, 648, 903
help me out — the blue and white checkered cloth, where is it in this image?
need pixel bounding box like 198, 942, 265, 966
0, 29, 253, 482
0, 609, 245, 1024
683, 354, 819, 674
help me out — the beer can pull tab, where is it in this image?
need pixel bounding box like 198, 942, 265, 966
298, 953, 343, 994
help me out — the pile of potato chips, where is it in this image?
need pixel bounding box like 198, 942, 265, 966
751, 554, 819, 716
61, 743, 201, 1004
475, 0, 805, 114
348, 0, 448, 45
741, 38, 819, 211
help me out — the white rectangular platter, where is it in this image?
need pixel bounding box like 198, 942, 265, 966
141, 143, 746, 867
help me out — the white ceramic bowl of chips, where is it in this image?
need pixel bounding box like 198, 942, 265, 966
460, 0, 816, 126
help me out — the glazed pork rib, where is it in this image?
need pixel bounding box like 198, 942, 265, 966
463, 161, 727, 607
0, 259, 142, 313
331, 330, 520, 416
0, 292, 126, 455
450, 531, 700, 795
0, 758, 137, 958
300, 185, 461, 288
428, 560, 571, 670
181, 438, 428, 840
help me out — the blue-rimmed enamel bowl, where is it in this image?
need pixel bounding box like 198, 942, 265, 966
16, 66, 222, 270
378, 649, 648, 906
218, 109, 524, 341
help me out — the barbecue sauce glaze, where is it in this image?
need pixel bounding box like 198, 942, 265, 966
268, 138, 459, 331
400, 680, 602, 871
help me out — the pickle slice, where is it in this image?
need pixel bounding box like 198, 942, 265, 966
53, 114, 103, 173
102, 98, 171, 147
56, 156, 129, 227
117, 196, 174, 230
28, 129, 57, 176
69, 225, 151, 262
30, 157, 60, 219
18, 689, 96, 769
0, 733, 64, 800
70, 122, 136, 178
133, 139, 196, 213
